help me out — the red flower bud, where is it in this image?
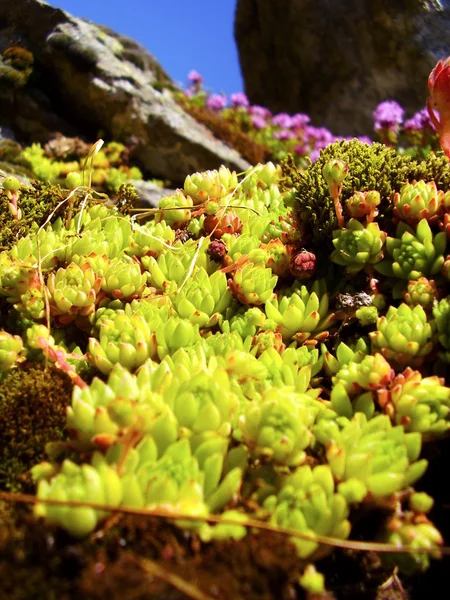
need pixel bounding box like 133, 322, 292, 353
427, 58, 450, 159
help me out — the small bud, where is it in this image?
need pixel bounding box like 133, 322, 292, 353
322, 159, 348, 189
65, 172, 82, 190
3, 176, 20, 192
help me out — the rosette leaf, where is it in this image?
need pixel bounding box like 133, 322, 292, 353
393, 180, 444, 226
229, 262, 278, 306
0, 330, 25, 373
101, 256, 147, 301
314, 413, 428, 500
380, 367, 450, 435
162, 366, 239, 436
68, 363, 177, 452
403, 277, 438, 312
265, 282, 335, 343
0, 254, 40, 304
376, 219, 447, 281
33, 454, 123, 538
88, 312, 157, 374
142, 239, 212, 293
379, 508, 442, 575
263, 465, 351, 558
47, 262, 102, 323
125, 221, 175, 258
238, 387, 322, 466
331, 219, 386, 274
369, 303, 434, 367
156, 190, 193, 228
220, 306, 267, 338
155, 316, 201, 360
333, 353, 395, 396
433, 297, 450, 362
172, 267, 232, 327
184, 166, 237, 205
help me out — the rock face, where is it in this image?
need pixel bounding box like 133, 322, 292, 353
235, 0, 450, 136
0, 0, 250, 185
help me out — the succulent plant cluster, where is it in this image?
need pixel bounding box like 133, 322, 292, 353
1, 129, 450, 594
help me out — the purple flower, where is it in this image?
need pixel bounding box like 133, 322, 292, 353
230, 92, 249, 108
206, 93, 227, 111
187, 70, 203, 84
290, 113, 311, 129
373, 100, 404, 131
273, 129, 296, 140
308, 149, 321, 162
404, 107, 436, 132
272, 113, 294, 128
356, 136, 373, 144
249, 105, 272, 119
305, 126, 335, 148
250, 115, 267, 129
294, 143, 307, 155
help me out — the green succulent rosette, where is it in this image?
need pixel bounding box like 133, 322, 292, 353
33, 454, 123, 538
9, 222, 68, 269
0, 253, 40, 304
101, 256, 147, 301
229, 261, 278, 305
375, 219, 447, 282
314, 413, 428, 502
331, 219, 387, 274
432, 297, 450, 362
203, 330, 248, 356
0, 330, 25, 373
143, 239, 212, 293
265, 281, 334, 343
184, 166, 237, 205
88, 312, 157, 374
220, 306, 267, 338
333, 352, 395, 396
47, 262, 102, 322
403, 277, 438, 312
156, 190, 194, 227
369, 303, 434, 368
263, 465, 351, 558
240, 162, 281, 194
321, 338, 370, 377
155, 315, 201, 360
125, 220, 176, 258
257, 346, 322, 388
378, 497, 443, 575
122, 437, 242, 515
68, 363, 177, 451
380, 367, 450, 435
237, 387, 323, 466
162, 366, 239, 437
393, 180, 444, 226
172, 267, 232, 327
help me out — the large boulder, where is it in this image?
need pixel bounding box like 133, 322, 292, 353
0, 0, 250, 185
235, 0, 450, 136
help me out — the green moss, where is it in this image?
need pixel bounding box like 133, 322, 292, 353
281, 140, 450, 250
180, 100, 272, 166
0, 180, 85, 252
0, 364, 73, 492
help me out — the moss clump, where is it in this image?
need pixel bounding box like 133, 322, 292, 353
0, 181, 83, 252
281, 140, 450, 250
0, 364, 73, 492
180, 101, 272, 166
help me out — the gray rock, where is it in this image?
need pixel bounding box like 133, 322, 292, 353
0, 0, 250, 185
235, 0, 450, 136
130, 180, 176, 209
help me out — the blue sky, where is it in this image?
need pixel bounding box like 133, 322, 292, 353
47, 0, 243, 97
